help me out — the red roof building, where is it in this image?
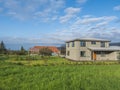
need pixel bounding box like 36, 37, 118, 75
29, 46, 60, 55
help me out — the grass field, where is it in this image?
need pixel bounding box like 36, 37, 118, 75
0, 55, 120, 90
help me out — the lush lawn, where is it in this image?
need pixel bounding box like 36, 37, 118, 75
0, 55, 120, 90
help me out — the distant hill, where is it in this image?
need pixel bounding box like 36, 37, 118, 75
6, 43, 62, 50
110, 42, 120, 46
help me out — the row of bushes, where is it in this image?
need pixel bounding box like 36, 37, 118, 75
11, 60, 120, 66
1, 55, 120, 66
0, 55, 43, 61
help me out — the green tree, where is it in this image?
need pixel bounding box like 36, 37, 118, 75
20, 46, 26, 55
17, 46, 26, 55
0, 41, 7, 54
39, 47, 52, 65
39, 47, 52, 57
21, 46, 25, 52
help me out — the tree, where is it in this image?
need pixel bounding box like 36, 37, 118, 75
16, 46, 27, 55
21, 46, 25, 52
20, 46, 27, 55
39, 47, 52, 65
0, 41, 7, 54
39, 47, 52, 57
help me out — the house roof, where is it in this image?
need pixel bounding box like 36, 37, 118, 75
66, 38, 110, 43
88, 46, 120, 51
30, 46, 60, 53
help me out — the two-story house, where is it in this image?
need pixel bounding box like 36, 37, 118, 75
66, 38, 120, 61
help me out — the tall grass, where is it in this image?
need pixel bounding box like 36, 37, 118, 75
0, 60, 120, 90
2, 55, 120, 66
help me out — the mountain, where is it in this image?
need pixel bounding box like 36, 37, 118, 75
110, 42, 120, 46
5, 43, 62, 50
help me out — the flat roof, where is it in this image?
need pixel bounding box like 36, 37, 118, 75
88, 46, 120, 51
66, 38, 110, 43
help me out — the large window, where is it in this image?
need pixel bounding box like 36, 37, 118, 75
91, 41, 96, 44
101, 42, 105, 47
72, 42, 75, 47
80, 41, 86, 47
80, 51, 86, 57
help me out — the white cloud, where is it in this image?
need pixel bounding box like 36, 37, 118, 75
59, 7, 81, 23
70, 16, 117, 35
105, 16, 118, 21
96, 22, 108, 27
0, 0, 120, 44
86, 28, 120, 42
59, 14, 75, 23
0, 0, 65, 21
114, 5, 120, 11
51, 16, 58, 21
65, 7, 81, 14
50, 0, 65, 9
1, 15, 120, 47
53, 15, 119, 42
76, 0, 87, 4
72, 16, 117, 25
82, 15, 93, 18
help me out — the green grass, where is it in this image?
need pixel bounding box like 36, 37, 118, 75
2, 55, 120, 66
0, 55, 120, 90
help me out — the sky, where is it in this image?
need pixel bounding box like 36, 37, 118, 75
0, 0, 120, 50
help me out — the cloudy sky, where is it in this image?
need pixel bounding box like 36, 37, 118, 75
0, 0, 120, 49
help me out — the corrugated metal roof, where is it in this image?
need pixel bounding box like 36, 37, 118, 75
88, 46, 120, 51
66, 38, 110, 42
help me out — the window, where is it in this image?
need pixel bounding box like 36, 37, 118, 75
80, 41, 86, 47
101, 52, 105, 57
101, 42, 105, 47
91, 41, 96, 44
67, 51, 70, 56
72, 42, 75, 47
80, 51, 86, 57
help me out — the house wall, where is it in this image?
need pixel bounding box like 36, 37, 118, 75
66, 41, 92, 61
66, 39, 117, 61
117, 51, 120, 60
79, 48, 91, 61
66, 41, 80, 61
95, 51, 118, 61
86, 41, 109, 47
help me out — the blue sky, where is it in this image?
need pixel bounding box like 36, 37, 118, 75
0, 0, 120, 49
